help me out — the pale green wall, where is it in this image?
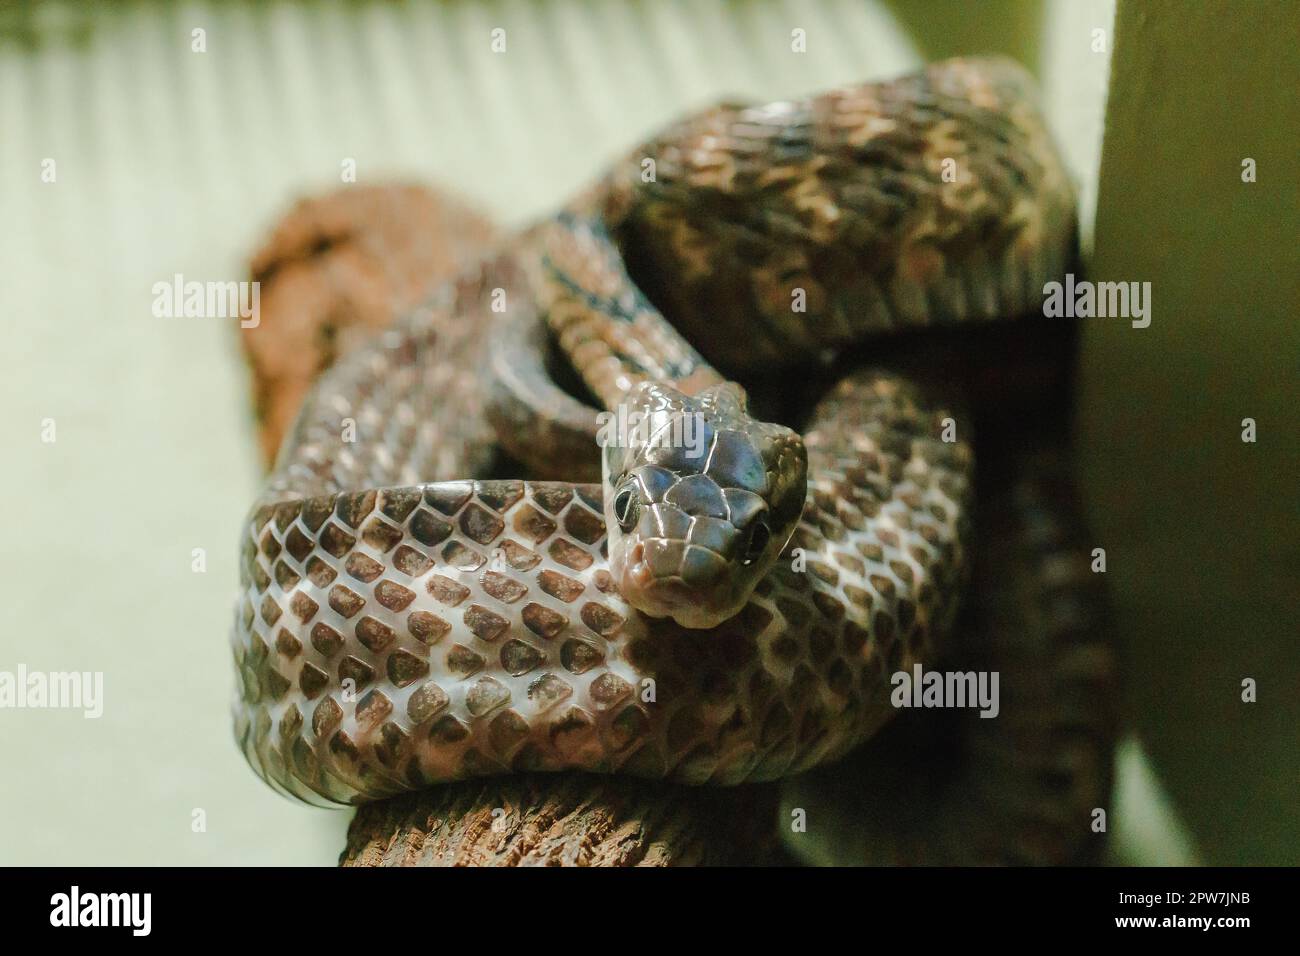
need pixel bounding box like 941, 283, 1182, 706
1079, 0, 1299, 865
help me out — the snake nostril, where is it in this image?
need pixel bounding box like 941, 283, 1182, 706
613, 484, 640, 532
741, 520, 771, 565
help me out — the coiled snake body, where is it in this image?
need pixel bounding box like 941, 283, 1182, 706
234, 58, 1117, 863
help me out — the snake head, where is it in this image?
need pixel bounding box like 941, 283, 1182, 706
600, 381, 806, 629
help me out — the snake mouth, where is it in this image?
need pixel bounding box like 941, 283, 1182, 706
626, 561, 694, 609
614, 538, 741, 628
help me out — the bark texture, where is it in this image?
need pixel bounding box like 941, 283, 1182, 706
341, 775, 786, 867
243, 184, 497, 465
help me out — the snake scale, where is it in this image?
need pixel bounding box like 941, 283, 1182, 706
233, 57, 1118, 863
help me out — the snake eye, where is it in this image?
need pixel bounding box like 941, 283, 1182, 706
741, 519, 771, 566
613, 483, 640, 532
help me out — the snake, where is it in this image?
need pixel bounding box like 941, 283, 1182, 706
233, 57, 1118, 863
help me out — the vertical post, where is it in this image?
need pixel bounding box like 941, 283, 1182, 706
1078, 0, 1299, 864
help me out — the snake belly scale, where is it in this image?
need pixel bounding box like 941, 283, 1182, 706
232, 58, 1085, 814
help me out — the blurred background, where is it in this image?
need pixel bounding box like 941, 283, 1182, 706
0, 0, 1294, 865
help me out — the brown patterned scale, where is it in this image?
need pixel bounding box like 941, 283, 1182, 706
233, 55, 1109, 843
237, 370, 969, 806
